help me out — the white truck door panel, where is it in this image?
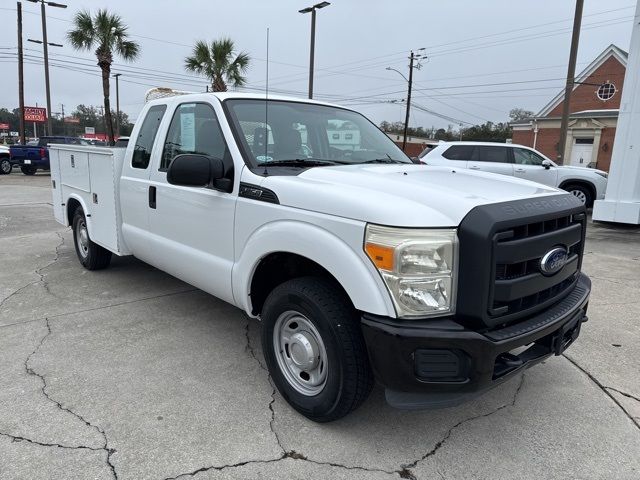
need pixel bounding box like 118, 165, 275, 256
87, 150, 120, 252
146, 100, 237, 304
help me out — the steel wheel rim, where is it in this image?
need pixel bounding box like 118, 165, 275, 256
77, 219, 89, 258
570, 189, 587, 204
273, 310, 328, 396
0, 160, 10, 173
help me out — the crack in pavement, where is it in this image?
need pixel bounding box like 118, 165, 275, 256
24, 317, 119, 479
244, 319, 285, 454
0, 431, 103, 452
0, 230, 67, 310
605, 386, 640, 404
0, 287, 200, 330
401, 374, 526, 473
563, 354, 640, 430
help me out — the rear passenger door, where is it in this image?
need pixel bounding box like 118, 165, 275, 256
119, 104, 167, 256
468, 145, 514, 177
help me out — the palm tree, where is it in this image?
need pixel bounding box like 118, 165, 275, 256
185, 38, 250, 92
67, 9, 139, 145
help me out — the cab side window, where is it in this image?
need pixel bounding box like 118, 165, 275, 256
513, 148, 545, 166
132, 105, 167, 169
160, 103, 231, 173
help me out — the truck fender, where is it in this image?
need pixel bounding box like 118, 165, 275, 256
64, 193, 92, 232
232, 220, 396, 318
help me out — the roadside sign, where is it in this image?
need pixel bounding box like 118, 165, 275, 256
65, 117, 80, 124
24, 107, 47, 122
0, 133, 7, 137
10, 132, 19, 137
0, 123, 9, 129
85, 126, 95, 134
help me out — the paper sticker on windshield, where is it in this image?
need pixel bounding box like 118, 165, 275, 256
180, 112, 195, 152
256, 155, 273, 162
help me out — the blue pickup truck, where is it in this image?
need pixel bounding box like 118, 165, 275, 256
8, 136, 89, 175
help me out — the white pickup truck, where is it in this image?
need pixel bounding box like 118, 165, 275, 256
49, 91, 591, 422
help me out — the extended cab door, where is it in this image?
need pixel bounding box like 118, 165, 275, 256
512, 147, 558, 187
119, 104, 168, 257
146, 100, 237, 304
468, 145, 514, 177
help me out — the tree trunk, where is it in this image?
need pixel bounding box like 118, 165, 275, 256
99, 62, 115, 146
213, 75, 227, 92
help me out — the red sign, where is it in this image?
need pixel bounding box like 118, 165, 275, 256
24, 107, 47, 123
0, 123, 9, 130
64, 117, 81, 124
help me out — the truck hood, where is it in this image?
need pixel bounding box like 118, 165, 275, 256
556, 165, 607, 176
260, 164, 564, 227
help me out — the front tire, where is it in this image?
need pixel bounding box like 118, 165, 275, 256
261, 276, 373, 422
564, 183, 593, 207
21, 165, 37, 175
0, 157, 11, 175
72, 207, 112, 270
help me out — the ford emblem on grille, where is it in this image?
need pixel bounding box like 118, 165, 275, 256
540, 246, 569, 276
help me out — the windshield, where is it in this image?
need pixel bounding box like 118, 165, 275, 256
225, 99, 412, 167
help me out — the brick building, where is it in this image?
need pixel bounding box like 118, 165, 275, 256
511, 44, 627, 171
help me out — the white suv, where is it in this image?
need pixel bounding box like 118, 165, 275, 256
421, 141, 608, 206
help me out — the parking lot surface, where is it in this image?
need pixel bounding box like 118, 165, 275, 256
1, 171, 639, 480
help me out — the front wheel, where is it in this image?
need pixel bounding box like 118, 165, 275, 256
72, 207, 112, 270
564, 184, 593, 207
0, 157, 11, 175
21, 165, 37, 175
261, 276, 373, 422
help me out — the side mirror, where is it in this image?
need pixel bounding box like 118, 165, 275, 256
166, 154, 224, 187
542, 159, 552, 170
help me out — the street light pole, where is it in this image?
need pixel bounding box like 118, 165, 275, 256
113, 73, 121, 137
299, 2, 330, 99
27, 0, 67, 136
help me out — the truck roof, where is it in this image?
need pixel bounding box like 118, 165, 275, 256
145, 91, 341, 109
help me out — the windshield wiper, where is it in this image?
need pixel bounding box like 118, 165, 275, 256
257, 158, 346, 167
360, 158, 406, 164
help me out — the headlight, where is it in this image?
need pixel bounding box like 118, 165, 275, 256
595, 171, 608, 179
364, 225, 458, 318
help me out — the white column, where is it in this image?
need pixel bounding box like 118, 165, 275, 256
593, 0, 640, 224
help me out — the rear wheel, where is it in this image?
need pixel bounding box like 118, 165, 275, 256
261, 276, 373, 422
564, 183, 593, 207
0, 157, 11, 175
21, 165, 37, 175
72, 207, 112, 270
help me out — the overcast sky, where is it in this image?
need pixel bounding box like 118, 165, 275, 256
0, 0, 635, 129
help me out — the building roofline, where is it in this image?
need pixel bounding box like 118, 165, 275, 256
536, 44, 628, 117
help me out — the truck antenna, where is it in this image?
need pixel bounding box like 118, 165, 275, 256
263, 27, 270, 176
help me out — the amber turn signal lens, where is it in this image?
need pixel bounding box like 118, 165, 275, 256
365, 243, 394, 271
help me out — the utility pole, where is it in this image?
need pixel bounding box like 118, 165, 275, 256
27, 0, 67, 136
557, 0, 584, 164
299, 2, 331, 99
17, 2, 26, 144
113, 73, 121, 137
61, 103, 65, 135
402, 52, 415, 152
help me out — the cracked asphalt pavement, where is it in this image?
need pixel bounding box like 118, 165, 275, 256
1, 172, 639, 479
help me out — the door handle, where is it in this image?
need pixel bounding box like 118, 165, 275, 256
515, 168, 525, 173
148, 186, 156, 209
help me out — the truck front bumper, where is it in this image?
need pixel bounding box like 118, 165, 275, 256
361, 273, 590, 409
